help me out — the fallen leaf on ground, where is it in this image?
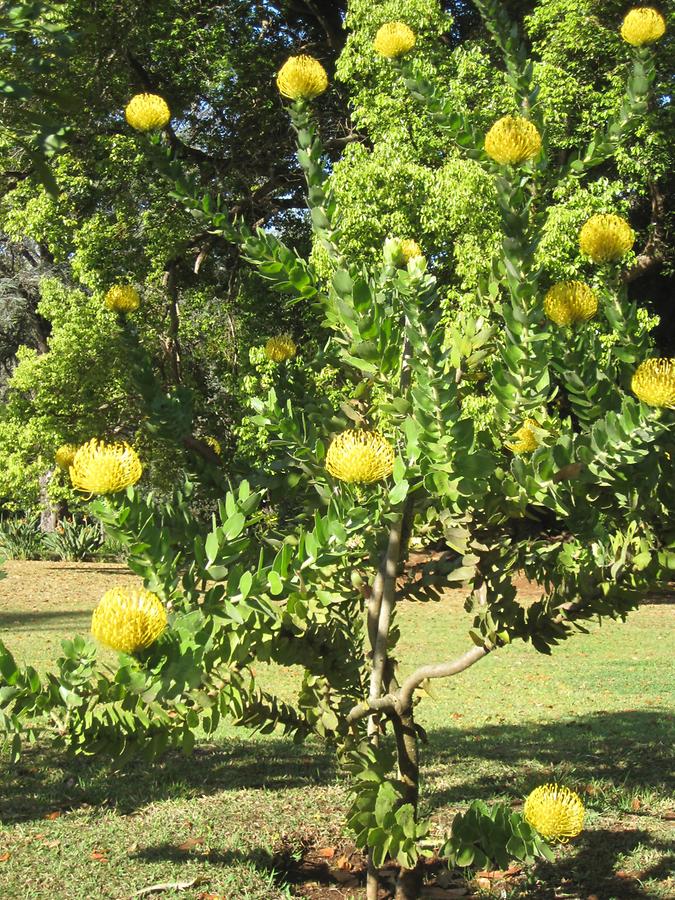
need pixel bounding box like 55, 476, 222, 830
662, 809, 675, 820
476, 865, 522, 879
316, 846, 335, 858
0, 852, 10, 862
44, 811, 61, 820
178, 837, 205, 851
631, 798, 641, 811
90, 849, 108, 862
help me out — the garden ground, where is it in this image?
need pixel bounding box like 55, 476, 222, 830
0, 561, 673, 899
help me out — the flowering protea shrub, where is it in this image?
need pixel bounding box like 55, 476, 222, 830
1, 5, 673, 899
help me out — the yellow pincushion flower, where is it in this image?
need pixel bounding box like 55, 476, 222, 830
524, 784, 585, 842
55, 443, 77, 471
373, 22, 416, 58
579, 214, 634, 263
505, 418, 541, 455
105, 284, 141, 313
621, 7, 666, 46
204, 435, 222, 455
70, 439, 142, 495
125, 93, 171, 132
543, 281, 598, 326
396, 239, 424, 265
326, 430, 395, 484
484, 116, 542, 165
276, 55, 328, 100
631, 358, 675, 408
91, 587, 167, 654
265, 334, 297, 362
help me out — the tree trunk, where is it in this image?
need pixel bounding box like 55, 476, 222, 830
395, 864, 423, 900
38, 470, 56, 532
392, 710, 422, 899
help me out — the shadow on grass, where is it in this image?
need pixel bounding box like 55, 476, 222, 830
0, 609, 92, 631
528, 828, 675, 899
3, 711, 673, 898
422, 708, 674, 807
1, 737, 336, 824
3, 710, 672, 825
15, 564, 131, 576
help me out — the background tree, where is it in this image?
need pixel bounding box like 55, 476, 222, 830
1, 0, 671, 517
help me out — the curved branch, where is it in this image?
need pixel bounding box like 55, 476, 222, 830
347, 644, 491, 724
397, 645, 490, 712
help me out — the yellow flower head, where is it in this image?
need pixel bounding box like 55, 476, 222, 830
524, 784, 585, 842
276, 55, 328, 100
579, 214, 634, 263
91, 587, 167, 654
125, 93, 171, 132
631, 358, 675, 408
265, 334, 297, 362
484, 116, 542, 165
621, 7, 666, 46
373, 22, 416, 58
505, 418, 541, 455
395, 239, 424, 266
70, 439, 142, 495
543, 281, 598, 326
326, 430, 395, 484
204, 435, 222, 456
55, 443, 78, 471
105, 284, 141, 313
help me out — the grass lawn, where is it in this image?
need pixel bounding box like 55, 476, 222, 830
0, 561, 673, 899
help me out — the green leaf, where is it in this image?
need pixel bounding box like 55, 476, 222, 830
332, 270, 353, 298
388, 480, 409, 506
239, 571, 253, 600
223, 512, 246, 541
267, 570, 283, 596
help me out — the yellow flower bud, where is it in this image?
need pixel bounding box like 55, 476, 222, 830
579, 214, 634, 264
70, 439, 142, 495
524, 784, 584, 842
204, 435, 222, 456
326, 430, 395, 484
265, 334, 297, 362
484, 116, 542, 165
125, 93, 171, 132
276, 55, 328, 100
55, 444, 78, 471
373, 22, 416, 58
631, 358, 675, 408
543, 282, 598, 326
105, 285, 141, 313
505, 419, 541, 455
92, 587, 167, 654
395, 239, 424, 266
621, 7, 666, 46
